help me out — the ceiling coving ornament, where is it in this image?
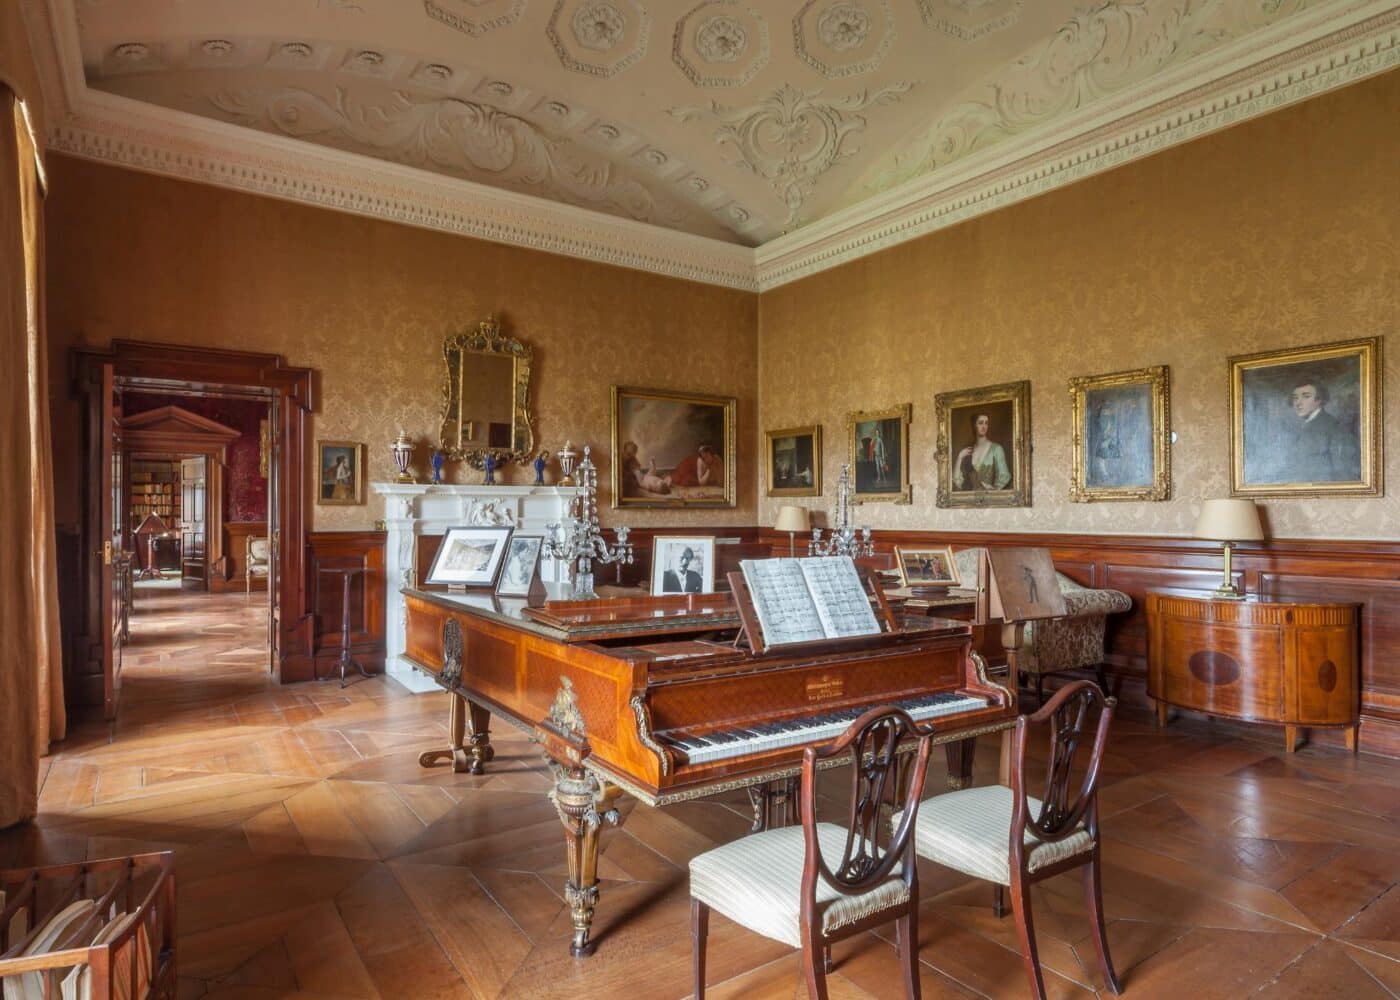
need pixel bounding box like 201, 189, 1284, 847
549, 0, 650, 77
794, 0, 896, 79
673, 1, 770, 88
672, 82, 911, 226
424, 0, 526, 38
917, 0, 1024, 41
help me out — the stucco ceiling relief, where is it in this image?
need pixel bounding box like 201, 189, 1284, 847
793, 0, 896, 79
424, 0, 527, 38
671, 82, 912, 227
673, 1, 771, 88
547, 0, 650, 77
917, 0, 1024, 41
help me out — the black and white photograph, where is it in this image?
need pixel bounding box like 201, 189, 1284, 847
649, 536, 716, 596
495, 534, 543, 597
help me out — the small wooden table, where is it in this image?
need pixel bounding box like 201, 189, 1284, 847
1145, 590, 1360, 753
317, 565, 371, 687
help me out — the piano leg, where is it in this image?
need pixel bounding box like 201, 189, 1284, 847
944, 737, 977, 791
747, 777, 800, 833
549, 761, 622, 957
418, 693, 496, 775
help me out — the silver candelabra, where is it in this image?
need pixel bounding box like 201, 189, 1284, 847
809, 463, 874, 558
545, 445, 633, 599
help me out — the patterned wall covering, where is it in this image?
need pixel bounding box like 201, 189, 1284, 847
758, 73, 1399, 540
44, 159, 758, 531
120, 391, 269, 523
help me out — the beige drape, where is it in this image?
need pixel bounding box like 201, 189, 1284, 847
1, 62, 65, 824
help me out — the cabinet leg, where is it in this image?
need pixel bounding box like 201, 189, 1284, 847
1345, 725, 1358, 754
1284, 725, 1298, 754
1155, 700, 1168, 728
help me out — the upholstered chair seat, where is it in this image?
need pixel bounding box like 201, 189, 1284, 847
246, 536, 270, 597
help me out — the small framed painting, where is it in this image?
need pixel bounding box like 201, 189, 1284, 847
847, 404, 911, 504
650, 536, 717, 595
317, 440, 364, 505
496, 534, 544, 597
935, 381, 1031, 508
612, 386, 736, 508
894, 546, 960, 589
425, 526, 514, 589
1069, 365, 1171, 502
766, 425, 821, 497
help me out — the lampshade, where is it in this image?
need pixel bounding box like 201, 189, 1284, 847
774, 505, 810, 533
1193, 499, 1263, 542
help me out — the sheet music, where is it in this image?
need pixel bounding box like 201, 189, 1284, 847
799, 557, 881, 638
740, 559, 826, 645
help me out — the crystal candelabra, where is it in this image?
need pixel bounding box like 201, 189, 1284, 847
809, 463, 874, 558
544, 445, 633, 599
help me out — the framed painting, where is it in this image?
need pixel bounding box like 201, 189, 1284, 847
425, 526, 514, 589
894, 546, 960, 589
935, 381, 1031, 508
847, 404, 911, 504
766, 425, 821, 497
317, 440, 363, 505
1069, 365, 1171, 502
1230, 337, 1382, 498
650, 536, 717, 596
611, 386, 736, 508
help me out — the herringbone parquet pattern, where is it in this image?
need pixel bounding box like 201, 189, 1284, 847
3, 588, 1398, 998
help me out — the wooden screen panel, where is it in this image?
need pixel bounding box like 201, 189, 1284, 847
307, 530, 386, 673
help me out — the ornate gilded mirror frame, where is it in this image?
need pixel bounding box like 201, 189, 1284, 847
439, 317, 535, 469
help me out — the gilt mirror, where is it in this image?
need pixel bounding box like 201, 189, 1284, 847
439, 317, 535, 469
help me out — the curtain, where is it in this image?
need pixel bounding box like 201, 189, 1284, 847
0, 86, 64, 829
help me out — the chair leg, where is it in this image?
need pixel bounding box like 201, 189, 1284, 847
801, 940, 830, 1000
1095, 663, 1110, 695
897, 909, 921, 1000
992, 884, 1006, 918
1035, 673, 1046, 709
1083, 855, 1121, 994
823, 946, 832, 974
1009, 874, 1047, 1000
691, 899, 709, 1000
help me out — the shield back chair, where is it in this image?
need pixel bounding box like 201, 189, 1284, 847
246, 536, 270, 598
689, 706, 935, 1000
898, 681, 1120, 1000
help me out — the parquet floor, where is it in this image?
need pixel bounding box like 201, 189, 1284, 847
3, 589, 1399, 999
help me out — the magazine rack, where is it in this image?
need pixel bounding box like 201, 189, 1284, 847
0, 852, 176, 999
727, 565, 899, 656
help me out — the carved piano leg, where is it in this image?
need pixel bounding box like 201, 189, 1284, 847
465, 699, 495, 774
550, 763, 622, 957
418, 691, 471, 773
944, 736, 977, 790
747, 777, 800, 833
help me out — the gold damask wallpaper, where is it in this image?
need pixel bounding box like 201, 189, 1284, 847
43, 156, 758, 530
759, 72, 1399, 540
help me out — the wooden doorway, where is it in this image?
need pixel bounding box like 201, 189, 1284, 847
75, 341, 315, 719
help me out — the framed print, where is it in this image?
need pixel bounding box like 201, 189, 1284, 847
1230, 337, 1382, 498
935, 381, 1031, 508
847, 404, 911, 504
612, 386, 736, 508
766, 425, 822, 497
425, 526, 513, 588
495, 534, 544, 597
894, 546, 960, 588
650, 536, 717, 595
1069, 365, 1171, 502
317, 440, 364, 505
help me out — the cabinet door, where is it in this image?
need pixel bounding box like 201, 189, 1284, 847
1292, 625, 1358, 725
1160, 617, 1284, 722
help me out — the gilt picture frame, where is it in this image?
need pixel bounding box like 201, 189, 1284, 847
316, 440, 364, 506
1229, 337, 1382, 498
935, 381, 1031, 508
612, 386, 736, 509
766, 425, 821, 498
847, 404, 911, 504
1069, 365, 1171, 502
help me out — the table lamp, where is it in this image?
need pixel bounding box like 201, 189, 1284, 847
774, 505, 810, 558
1193, 498, 1262, 599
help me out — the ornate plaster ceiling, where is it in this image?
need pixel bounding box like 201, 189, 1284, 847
22, 0, 1400, 285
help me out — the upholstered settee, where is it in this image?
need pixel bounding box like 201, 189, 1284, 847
951, 547, 1132, 703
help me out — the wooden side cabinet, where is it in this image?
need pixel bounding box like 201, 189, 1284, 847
1145, 590, 1359, 753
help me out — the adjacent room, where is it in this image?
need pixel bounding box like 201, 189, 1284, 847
1, 1, 1397, 998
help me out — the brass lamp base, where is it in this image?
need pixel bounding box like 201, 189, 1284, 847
1211, 542, 1247, 599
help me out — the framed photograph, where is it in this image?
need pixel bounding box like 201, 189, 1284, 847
894, 546, 960, 588
1230, 337, 1382, 498
935, 381, 1031, 508
650, 536, 717, 595
317, 440, 364, 505
612, 386, 736, 508
425, 526, 514, 588
847, 404, 911, 504
495, 534, 544, 597
1069, 366, 1171, 502
766, 425, 822, 497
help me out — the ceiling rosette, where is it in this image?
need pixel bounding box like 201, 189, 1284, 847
547, 0, 651, 77
672, 0, 770, 88
793, 0, 897, 79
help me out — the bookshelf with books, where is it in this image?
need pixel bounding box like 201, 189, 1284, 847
128, 461, 180, 528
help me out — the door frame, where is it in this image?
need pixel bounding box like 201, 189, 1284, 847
75, 340, 316, 715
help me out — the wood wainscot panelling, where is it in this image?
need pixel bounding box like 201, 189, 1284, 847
757, 528, 1400, 758
212, 520, 270, 593
307, 530, 386, 679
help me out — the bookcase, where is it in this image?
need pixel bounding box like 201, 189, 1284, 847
128, 461, 181, 526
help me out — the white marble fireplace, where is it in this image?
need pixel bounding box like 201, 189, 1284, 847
372, 482, 579, 693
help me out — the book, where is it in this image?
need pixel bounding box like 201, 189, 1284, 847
739, 556, 881, 647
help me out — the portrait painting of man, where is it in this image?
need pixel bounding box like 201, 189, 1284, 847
1069, 366, 1170, 503
847, 405, 911, 503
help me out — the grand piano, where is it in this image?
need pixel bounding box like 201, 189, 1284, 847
402, 579, 1015, 957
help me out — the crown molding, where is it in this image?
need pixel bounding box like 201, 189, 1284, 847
22, 0, 1400, 293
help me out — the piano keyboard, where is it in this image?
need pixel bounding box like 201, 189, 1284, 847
659, 692, 989, 766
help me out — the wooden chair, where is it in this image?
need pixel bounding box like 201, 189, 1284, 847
899, 681, 1120, 999
689, 706, 935, 999
245, 536, 270, 598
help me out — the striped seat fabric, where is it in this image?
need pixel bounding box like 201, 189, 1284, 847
688, 823, 909, 949
894, 785, 1094, 885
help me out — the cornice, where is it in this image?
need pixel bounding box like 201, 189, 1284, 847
22, 0, 1400, 293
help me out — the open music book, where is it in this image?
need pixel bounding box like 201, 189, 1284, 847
739, 556, 881, 646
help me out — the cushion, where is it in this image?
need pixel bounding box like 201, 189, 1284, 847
895, 785, 1094, 886
689, 822, 909, 948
